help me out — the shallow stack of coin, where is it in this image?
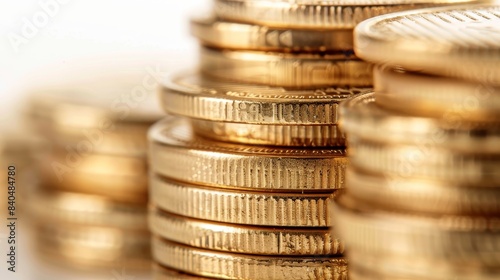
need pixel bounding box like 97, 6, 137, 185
26, 80, 162, 270
147, 1, 480, 279
332, 4, 500, 280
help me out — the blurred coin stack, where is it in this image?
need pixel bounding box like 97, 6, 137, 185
332, 4, 500, 280
26, 79, 162, 270
146, 1, 475, 279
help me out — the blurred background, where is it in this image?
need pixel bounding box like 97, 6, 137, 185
0, 1, 205, 279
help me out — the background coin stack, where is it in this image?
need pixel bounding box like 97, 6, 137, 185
146, 1, 477, 279
25, 78, 162, 271
332, 4, 500, 280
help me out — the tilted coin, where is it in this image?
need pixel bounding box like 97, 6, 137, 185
154, 264, 210, 280
340, 93, 500, 153
191, 16, 354, 51
355, 4, 500, 85
29, 190, 147, 229
160, 71, 371, 125
346, 167, 500, 215
149, 207, 344, 254
35, 223, 150, 269
331, 195, 500, 266
214, 0, 475, 29
200, 47, 372, 88
374, 66, 500, 121
149, 117, 348, 191
152, 236, 348, 280
150, 174, 337, 227
192, 119, 345, 147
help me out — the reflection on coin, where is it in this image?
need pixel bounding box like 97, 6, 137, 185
200, 47, 372, 88
149, 117, 348, 191
191, 16, 354, 51
160, 71, 371, 125
152, 236, 348, 280
150, 175, 337, 227
153, 264, 210, 280
355, 4, 500, 84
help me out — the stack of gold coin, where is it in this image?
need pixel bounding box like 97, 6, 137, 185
148, 1, 481, 278
332, 4, 500, 279
26, 79, 162, 271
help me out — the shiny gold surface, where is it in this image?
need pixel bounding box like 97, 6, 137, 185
191, 119, 345, 147
160, 71, 371, 125
355, 4, 500, 84
149, 118, 348, 191
153, 264, 211, 280
152, 236, 348, 280
150, 175, 337, 227
200, 47, 372, 88
191, 16, 354, 51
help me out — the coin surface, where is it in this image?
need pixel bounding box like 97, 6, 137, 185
355, 4, 500, 85
331, 195, 500, 266
149, 207, 344, 255
160, 71, 371, 125
149, 117, 348, 191
152, 236, 348, 280
154, 264, 210, 280
214, 0, 475, 29
192, 119, 345, 147
346, 167, 500, 215
200, 47, 372, 88
340, 93, 500, 153
374, 66, 500, 121
150, 174, 337, 227
191, 16, 354, 51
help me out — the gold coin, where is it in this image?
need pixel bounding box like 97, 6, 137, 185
331, 195, 500, 266
340, 93, 500, 153
373, 66, 500, 121
346, 167, 500, 215
39, 151, 148, 203
35, 223, 150, 269
150, 174, 337, 227
149, 207, 344, 254
191, 16, 354, 51
152, 236, 348, 280
191, 119, 345, 147
214, 0, 473, 29
29, 190, 147, 229
160, 71, 371, 125
355, 4, 500, 85
200, 47, 372, 88
149, 117, 348, 191
154, 264, 210, 280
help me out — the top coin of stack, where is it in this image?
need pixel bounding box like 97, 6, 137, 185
331, 4, 500, 280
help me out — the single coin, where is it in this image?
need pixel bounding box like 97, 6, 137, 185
200, 47, 372, 88
150, 174, 337, 227
355, 4, 500, 85
39, 151, 148, 203
152, 236, 348, 280
35, 223, 150, 269
160, 71, 371, 125
374, 66, 500, 121
348, 251, 500, 280
149, 117, 348, 191
191, 16, 354, 51
149, 207, 344, 254
191, 119, 345, 147
154, 264, 211, 280
340, 93, 500, 153
346, 167, 500, 215
348, 135, 500, 183
29, 190, 147, 229
331, 195, 500, 266
214, 0, 474, 29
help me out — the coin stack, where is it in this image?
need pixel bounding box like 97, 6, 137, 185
146, 1, 478, 279
26, 80, 162, 271
331, 4, 500, 280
